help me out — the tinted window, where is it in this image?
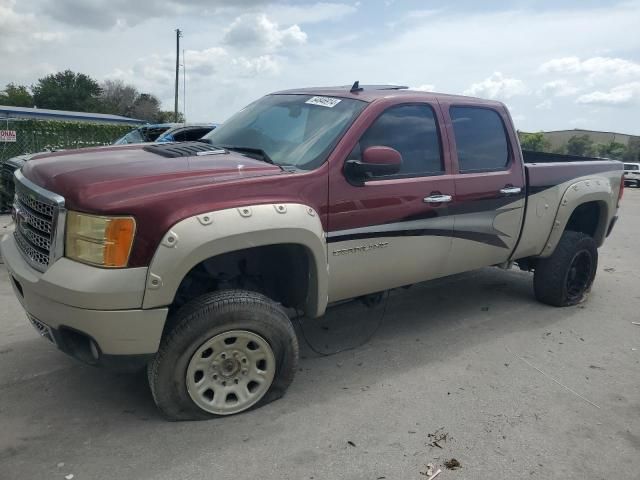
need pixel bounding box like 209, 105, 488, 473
173, 127, 213, 141
624, 163, 639, 171
351, 104, 442, 177
142, 127, 171, 142
450, 107, 509, 172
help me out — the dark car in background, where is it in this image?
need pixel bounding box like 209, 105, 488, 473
155, 124, 218, 143
113, 123, 217, 144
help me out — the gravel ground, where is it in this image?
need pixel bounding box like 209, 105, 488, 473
1, 190, 639, 480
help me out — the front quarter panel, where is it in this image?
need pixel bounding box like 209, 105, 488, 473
142, 203, 328, 317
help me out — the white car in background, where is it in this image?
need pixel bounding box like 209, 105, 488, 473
623, 163, 640, 187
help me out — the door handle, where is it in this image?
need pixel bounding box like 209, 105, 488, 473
499, 186, 522, 195
424, 194, 452, 204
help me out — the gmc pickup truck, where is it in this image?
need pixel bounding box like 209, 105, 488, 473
1, 84, 624, 420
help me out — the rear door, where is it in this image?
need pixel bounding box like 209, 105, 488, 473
327, 101, 455, 302
438, 102, 526, 273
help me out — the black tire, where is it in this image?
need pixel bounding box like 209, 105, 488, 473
534, 231, 598, 307
148, 290, 298, 421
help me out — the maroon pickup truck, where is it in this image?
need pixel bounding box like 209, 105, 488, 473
1, 84, 624, 420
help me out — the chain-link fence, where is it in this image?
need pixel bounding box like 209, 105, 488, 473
1, 119, 133, 212
0, 119, 131, 162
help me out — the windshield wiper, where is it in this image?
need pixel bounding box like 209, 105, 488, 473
219, 145, 276, 165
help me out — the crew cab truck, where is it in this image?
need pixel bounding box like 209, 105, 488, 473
1, 85, 624, 420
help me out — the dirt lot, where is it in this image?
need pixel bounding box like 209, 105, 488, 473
1, 191, 639, 480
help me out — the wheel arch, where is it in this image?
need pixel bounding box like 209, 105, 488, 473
540, 179, 615, 257
142, 203, 328, 318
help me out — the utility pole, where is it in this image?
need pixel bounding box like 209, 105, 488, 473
174, 28, 182, 123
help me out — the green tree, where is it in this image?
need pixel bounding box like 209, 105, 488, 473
99, 79, 138, 117
518, 131, 551, 152
0, 83, 34, 107
129, 93, 161, 122
623, 137, 640, 162
32, 70, 102, 111
594, 141, 627, 160
566, 135, 595, 157
155, 110, 185, 123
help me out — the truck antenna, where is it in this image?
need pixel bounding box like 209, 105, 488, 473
350, 80, 363, 92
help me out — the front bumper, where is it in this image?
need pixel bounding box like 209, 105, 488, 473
1, 233, 168, 368
624, 175, 640, 185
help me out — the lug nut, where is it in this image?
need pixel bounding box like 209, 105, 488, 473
234, 379, 239, 384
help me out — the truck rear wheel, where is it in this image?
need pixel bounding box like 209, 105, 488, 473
533, 231, 598, 307
148, 290, 298, 420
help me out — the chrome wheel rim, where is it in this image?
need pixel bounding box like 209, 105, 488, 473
186, 330, 276, 415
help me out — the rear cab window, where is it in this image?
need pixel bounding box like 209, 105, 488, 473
449, 106, 510, 173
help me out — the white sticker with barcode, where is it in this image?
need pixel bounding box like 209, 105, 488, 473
305, 96, 341, 108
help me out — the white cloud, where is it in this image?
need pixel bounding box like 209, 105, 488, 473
406, 9, 441, 19
109, 46, 280, 102
412, 84, 435, 91
269, 2, 357, 25
0, 0, 64, 53
40, 0, 278, 30
539, 56, 640, 79
576, 82, 640, 106
223, 13, 307, 52
463, 72, 528, 99
538, 80, 580, 97
535, 99, 553, 110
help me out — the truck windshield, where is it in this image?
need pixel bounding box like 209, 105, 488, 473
201, 94, 367, 170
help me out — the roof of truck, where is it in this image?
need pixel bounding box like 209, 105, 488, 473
273, 84, 505, 106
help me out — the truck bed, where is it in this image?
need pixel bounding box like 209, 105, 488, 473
523, 150, 605, 163
524, 151, 622, 192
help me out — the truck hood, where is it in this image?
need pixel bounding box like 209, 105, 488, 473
21, 144, 286, 211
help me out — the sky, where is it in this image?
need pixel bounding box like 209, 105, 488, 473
1, 0, 639, 134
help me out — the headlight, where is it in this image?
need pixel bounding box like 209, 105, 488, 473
65, 211, 136, 268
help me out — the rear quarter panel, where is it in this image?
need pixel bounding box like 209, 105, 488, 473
513, 161, 623, 259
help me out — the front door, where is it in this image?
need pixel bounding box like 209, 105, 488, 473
439, 102, 526, 274
327, 101, 455, 302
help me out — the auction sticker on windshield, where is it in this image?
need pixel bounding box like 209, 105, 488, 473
305, 96, 342, 108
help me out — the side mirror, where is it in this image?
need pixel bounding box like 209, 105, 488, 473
344, 146, 402, 185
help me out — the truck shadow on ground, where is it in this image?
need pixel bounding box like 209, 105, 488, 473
4, 266, 574, 426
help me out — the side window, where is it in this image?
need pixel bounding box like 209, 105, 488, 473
351, 104, 443, 178
450, 107, 509, 172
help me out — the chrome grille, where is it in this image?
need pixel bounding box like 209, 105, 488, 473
12, 171, 66, 272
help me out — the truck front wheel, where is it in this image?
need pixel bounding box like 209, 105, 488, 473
533, 231, 598, 307
148, 290, 298, 420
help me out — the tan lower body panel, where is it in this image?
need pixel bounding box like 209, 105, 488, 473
2, 234, 167, 355
328, 235, 452, 302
